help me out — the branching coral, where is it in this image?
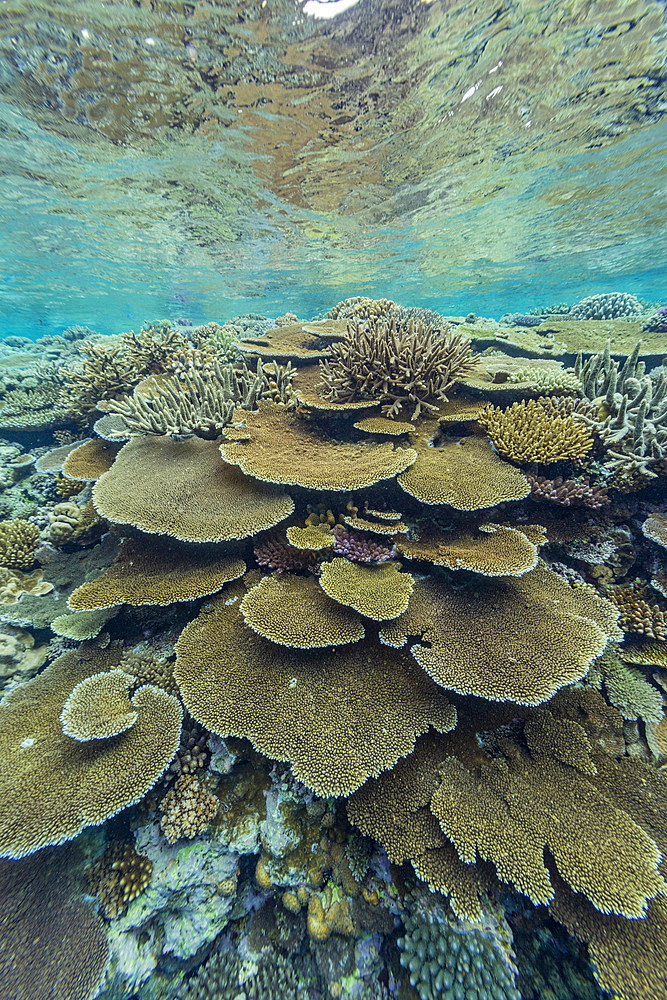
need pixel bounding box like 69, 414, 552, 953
607, 583, 667, 641
0, 518, 39, 569
576, 340, 667, 476
478, 396, 594, 463
318, 316, 478, 419
86, 840, 153, 918
526, 473, 609, 508
160, 774, 219, 843
104, 356, 296, 438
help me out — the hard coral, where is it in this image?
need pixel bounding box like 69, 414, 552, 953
86, 839, 153, 918
0, 518, 39, 569
332, 524, 395, 563
318, 316, 478, 419
319, 557, 414, 620
607, 583, 667, 641
526, 473, 610, 509
160, 773, 219, 843
478, 396, 594, 463
60, 668, 139, 741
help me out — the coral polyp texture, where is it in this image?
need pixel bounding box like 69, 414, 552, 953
478, 395, 595, 463
318, 557, 414, 620
396, 523, 539, 576
60, 668, 139, 741
317, 315, 478, 419
93, 434, 294, 541
219, 399, 417, 491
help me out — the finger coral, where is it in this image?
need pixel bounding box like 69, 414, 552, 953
86, 840, 153, 919
220, 400, 416, 491
0, 647, 182, 858
478, 396, 594, 463
319, 557, 414, 620
317, 316, 478, 419
0, 518, 40, 569
68, 537, 245, 611
160, 774, 219, 843
174, 586, 456, 796
380, 563, 621, 705
93, 435, 294, 542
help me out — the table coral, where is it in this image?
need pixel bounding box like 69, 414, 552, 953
319, 557, 414, 620
60, 668, 140, 741
220, 400, 417, 491
317, 315, 477, 419
0, 647, 182, 858
174, 585, 456, 797
380, 563, 620, 705
478, 395, 594, 463
0, 845, 109, 1000
68, 536, 245, 611
396, 523, 539, 577
240, 573, 366, 648
62, 438, 121, 481
93, 435, 294, 542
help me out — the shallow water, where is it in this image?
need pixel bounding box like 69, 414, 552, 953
0, 4, 666, 1000
0, 0, 665, 335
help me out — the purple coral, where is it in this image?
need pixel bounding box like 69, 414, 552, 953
254, 533, 321, 574
332, 525, 395, 563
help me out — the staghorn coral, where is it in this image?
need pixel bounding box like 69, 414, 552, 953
60, 668, 139, 740
105, 356, 296, 438
607, 583, 667, 641
398, 429, 531, 509
68, 537, 245, 611
0, 518, 39, 569
160, 774, 219, 844
380, 562, 621, 705
397, 896, 520, 1000
220, 400, 416, 491
0, 845, 109, 1000
527, 473, 609, 508
576, 339, 667, 476
570, 292, 642, 320
332, 524, 395, 563
318, 557, 414, 620
0, 647, 182, 858
291, 362, 381, 414
318, 316, 478, 419
478, 395, 594, 463
174, 584, 456, 797
93, 435, 294, 542
87, 840, 153, 919
240, 573, 366, 648
396, 523, 539, 577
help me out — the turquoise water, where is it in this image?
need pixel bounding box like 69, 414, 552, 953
0, 1, 665, 336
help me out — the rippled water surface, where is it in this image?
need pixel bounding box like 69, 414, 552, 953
0, 1, 665, 331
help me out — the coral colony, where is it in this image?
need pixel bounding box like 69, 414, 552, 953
0, 296, 666, 1000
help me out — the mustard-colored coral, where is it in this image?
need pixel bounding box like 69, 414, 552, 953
68, 537, 245, 611
174, 586, 456, 797
607, 583, 667, 641
0, 647, 182, 858
220, 400, 416, 491
396, 523, 539, 577
0, 566, 53, 605
159, 774, 219, 843
478, 395, 594, 463
319, 558, 414, 621
398, 432, 530, 509
60, 669, 139, 741
240, 573, 365, 648
0, 519, 39, 570
380, 562, 621, 705
643, 512, 667, 549
285, 524, 335, 551
86, 840, 152, 918
93, 434, 294, 542
62, 439, 120, 482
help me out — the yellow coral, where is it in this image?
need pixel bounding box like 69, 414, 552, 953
478, 395, 594, 463
0, 519, 39, 570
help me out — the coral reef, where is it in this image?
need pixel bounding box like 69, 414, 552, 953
178, 944, 306, 999
87, 840, 153, 919
526, 473, 609, 508
0, 517, 39, 568
570, 292, 642, 320
318, 316, 477, 418
478, 396, 594, 463
160, 774, 219, 844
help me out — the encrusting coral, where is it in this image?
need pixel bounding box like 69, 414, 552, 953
478, 395, 595, 463
159, 774, 219, 843
317, 315, 478, 419
86, 840, 153, 918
